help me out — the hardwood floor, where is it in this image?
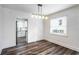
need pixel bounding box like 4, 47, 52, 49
1, 40, 78, 55
17, 37, 27, 46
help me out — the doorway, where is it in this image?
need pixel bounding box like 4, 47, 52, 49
16, 19, 28, 46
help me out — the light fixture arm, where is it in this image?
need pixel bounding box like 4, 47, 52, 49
37, 4, 42, 16
32, 4, 48, 20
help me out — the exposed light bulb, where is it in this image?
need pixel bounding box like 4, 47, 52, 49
38, 15, 42, 19
42, 16, 45, 19
45, 16, 48, 20
31, 14, 48, 20
31, 15, 34, 17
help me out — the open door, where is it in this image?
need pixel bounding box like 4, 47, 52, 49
16, 19, 28, 46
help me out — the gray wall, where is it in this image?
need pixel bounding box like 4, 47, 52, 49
44, 5, 79, 52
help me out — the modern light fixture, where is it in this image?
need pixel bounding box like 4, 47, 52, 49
31, 4, 48, 20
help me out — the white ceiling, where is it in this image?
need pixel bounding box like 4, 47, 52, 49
0, 4, 76, 15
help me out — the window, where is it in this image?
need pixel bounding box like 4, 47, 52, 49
50, 16, 67, 36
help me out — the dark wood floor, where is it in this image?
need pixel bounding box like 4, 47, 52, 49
17, 37, 27, 46
1, 40, 78, 55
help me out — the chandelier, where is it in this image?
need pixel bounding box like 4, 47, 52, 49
31, 4, 48, 20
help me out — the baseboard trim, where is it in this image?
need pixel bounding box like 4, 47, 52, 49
45, 39, 79, 52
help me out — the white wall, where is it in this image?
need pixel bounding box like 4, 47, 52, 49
44, 5, 79, 52
2, 7, 30, 49
0, 6, 43, 53
28, 18, 43, 43
0, 7, 3, 54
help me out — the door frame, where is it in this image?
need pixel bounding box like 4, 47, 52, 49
16, 19, 28, 46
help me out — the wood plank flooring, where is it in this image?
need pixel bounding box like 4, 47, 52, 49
17, 37, 27, 46
1, 40, 78, 55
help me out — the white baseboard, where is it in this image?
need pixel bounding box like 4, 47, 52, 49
28, 39, 43, 43
45, 39, 79, 52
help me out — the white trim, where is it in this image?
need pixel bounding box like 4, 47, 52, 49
45, 39, 79, 52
